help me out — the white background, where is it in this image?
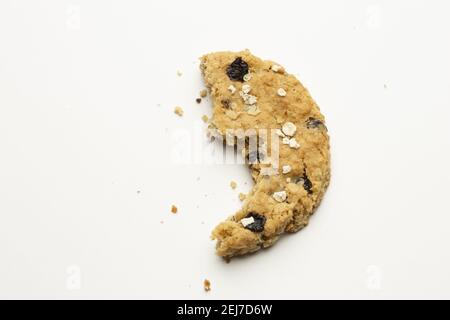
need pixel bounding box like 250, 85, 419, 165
1, 0, 450, 299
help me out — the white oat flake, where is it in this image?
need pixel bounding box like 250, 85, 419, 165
240, 92, 258, 105
247, 95, 257, 105
246, 105, 261, 116
282, 165, 292, 174
243, 73, 252, 82
289, 138, 300, 149
281, 122, 297, 137
271, 64, 282, 72
242, 84, 251, 94
272, 191, 287, 202
228, 85, 236, 94
240, 216, 255, 227
277, 88, 287, 97
282, 137, 290, 145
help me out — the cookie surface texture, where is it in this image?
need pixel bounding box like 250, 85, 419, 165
200, 50, 330, 259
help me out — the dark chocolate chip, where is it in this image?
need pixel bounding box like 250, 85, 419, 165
293, 176, 313, 194
306, 117, 326, 130
243, 212, 266, 232
303, 176, 313, 194
226, 57, 249, 82
221, 99, 231, 109
196, 98, 202, 104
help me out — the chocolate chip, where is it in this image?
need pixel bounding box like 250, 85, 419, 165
221, 99, 231, 109
244, 212, 266, 232
303, 176, 313, 194
226, 57, 249, 82
306, 117, 327, 130
293, 176, 313, 194
196, 98, 202, 104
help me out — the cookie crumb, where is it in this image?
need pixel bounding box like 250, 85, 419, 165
196, 98, 202, 104
203, 279, 211, 292
200, 89, 208, 98
230, 181, 237, 189
228, 85, 237, 94
171, 205, 178, 214
272, 191, 287, 202
238, 193, 246, 201
174, 106, 184, 116
277, 88, 287, 97
201, 115, 209, 123
282, 165, 292, 174
176, 70, 183, 77
282, 122, 297, 137
282, 137, 290, 145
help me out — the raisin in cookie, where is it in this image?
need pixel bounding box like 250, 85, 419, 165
200, 50, 330, 259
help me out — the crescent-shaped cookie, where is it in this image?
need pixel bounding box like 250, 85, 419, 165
200, 50, 331, 259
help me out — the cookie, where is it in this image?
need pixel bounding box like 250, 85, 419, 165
200, 50, 330, 259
